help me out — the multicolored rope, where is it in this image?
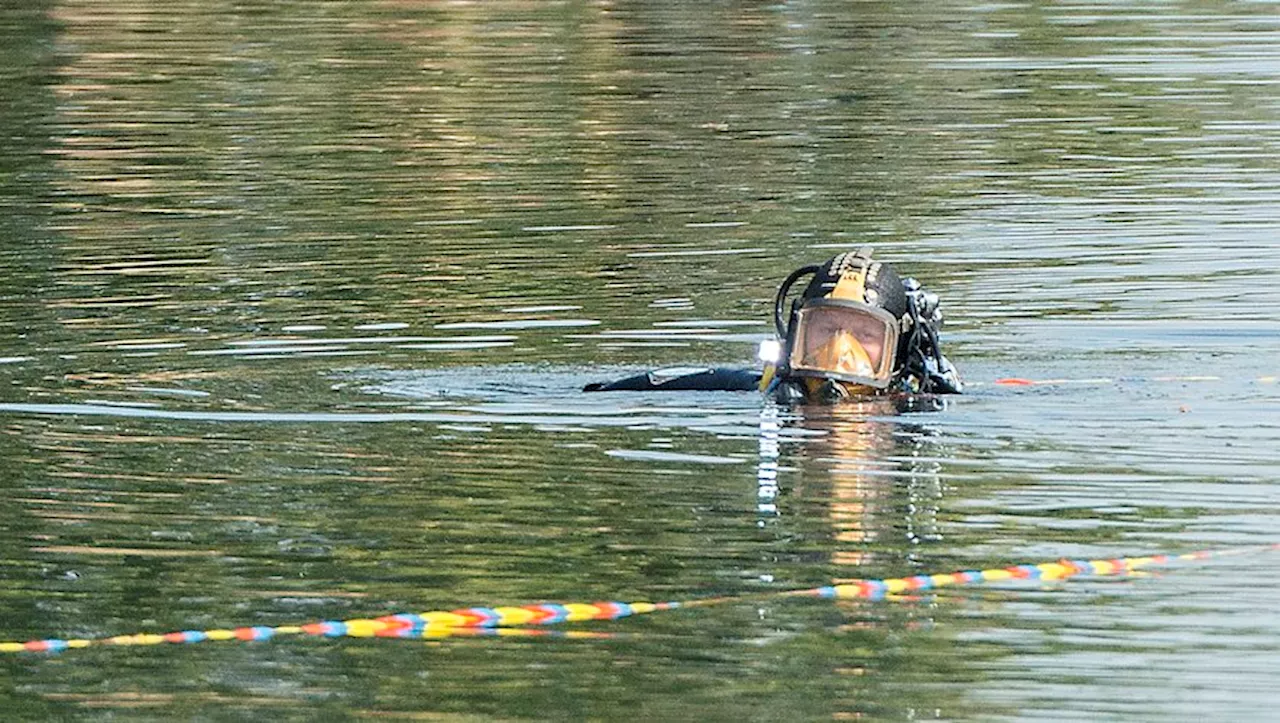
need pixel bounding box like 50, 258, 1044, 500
5, 544, 1276, 654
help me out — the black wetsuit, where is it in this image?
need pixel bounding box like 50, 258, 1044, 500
583, 367, 761, 392
584, 359, 961, 400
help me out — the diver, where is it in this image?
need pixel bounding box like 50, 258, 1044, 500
584, 247, 961, 403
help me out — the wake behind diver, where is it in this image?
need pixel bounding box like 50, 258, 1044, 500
584, 247, 961, 404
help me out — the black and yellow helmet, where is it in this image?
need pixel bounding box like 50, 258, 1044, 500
767, 247, 959, 400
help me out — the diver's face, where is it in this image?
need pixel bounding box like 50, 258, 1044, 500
802, 314, 885, 366
801, 325, 884, 381
787, 302, 898, 389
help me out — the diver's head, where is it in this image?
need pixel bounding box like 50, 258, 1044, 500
765, 247, 920, 402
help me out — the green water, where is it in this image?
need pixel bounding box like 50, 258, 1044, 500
2, 1, 1280, 719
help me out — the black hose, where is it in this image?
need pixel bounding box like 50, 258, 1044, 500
773, 265, 820, 339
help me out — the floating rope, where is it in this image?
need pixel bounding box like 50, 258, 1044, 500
5, 543, 1276, 655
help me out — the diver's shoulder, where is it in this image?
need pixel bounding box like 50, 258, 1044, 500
584, 367, 761, 392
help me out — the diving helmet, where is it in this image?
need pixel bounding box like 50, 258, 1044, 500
761, 247, 960, 401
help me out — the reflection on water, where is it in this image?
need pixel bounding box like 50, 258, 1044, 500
3, 0, 1280, 718
775, 401, 949, 574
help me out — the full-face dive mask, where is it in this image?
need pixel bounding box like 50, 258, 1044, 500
759, 247, 961, 401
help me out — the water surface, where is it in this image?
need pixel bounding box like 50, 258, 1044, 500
2, 0, 1280, 719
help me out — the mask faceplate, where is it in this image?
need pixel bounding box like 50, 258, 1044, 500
787, 300, 900, 389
